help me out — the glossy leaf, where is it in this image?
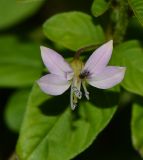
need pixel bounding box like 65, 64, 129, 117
4, 89, 30, 132
131, 100, 143, 157
128, 0, 143, 26
16, 84, 117, 160
0, 36, 42, 87
91, 0, 111, 17
0, 0, 43, 29
43, 11, 105, 51
111, 40, 143, 96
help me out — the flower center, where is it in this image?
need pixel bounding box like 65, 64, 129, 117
79, 70, 90, 79
70, 59, 89, 110
70, 59, 83, 77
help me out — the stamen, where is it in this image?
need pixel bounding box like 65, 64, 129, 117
70, 87, 79, 110
72, 86, 82, 99
82, 81, 90, 100
72, 103, 77, 110
79, 70, 90, 79
70, 83, 79, 110
85, 92, 89, 100
70, 77, 82, 110
70, 86, 75, 110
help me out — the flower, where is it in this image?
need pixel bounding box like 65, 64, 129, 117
37, 40, 126, 110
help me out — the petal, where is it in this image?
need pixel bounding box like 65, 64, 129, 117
37, 74, 71, 95
40, 46, 73, 80
87, 66, 126, 89
83, 40, 113, 75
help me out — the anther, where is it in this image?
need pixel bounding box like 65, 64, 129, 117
72, 87, 82, 99
79, 70, 90, 79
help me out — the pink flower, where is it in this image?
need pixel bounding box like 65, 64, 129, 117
37, 40, 126, 110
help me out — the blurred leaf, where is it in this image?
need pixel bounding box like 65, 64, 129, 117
0, 36, 42, 87
4, 89, 30, 132
128, 0, 143, 26
43, 11, 105, 51
18, 0, 43, 2
131, 100, 143, 157
0, 0, 43, 29
16, 84, 117, 160
91, 0, 111, 17
111, 40, 143, 96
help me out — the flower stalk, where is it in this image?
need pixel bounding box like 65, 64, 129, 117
74, 43, 101, 59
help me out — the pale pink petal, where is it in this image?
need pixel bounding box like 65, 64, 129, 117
37, 74, 71, 95
40, 46, 73, 80
83, 40, 113, 75
87, 66, 126, 89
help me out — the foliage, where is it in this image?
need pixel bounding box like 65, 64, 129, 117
0, 0, 143, 160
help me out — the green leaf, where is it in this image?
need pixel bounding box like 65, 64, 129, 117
91, 0, 111, 17
111, 40, 143, 96
16, 84, 117, 160
43, 11, 105, 51
4, 89, 30, 132
17, 0, 43, 2
128, 0, 143, 26
0, 0, 43, 29
131, 100, 143, 157
0, 36, 42, 87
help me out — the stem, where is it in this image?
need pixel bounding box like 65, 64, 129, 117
74, 0, 129, 58
74, 43, 101, 59
113, 0, 129, 43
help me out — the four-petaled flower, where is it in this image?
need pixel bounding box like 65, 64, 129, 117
37, 40, 126, 110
